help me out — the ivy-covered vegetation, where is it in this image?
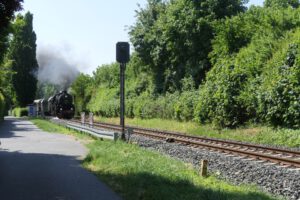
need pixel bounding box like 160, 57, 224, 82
0, 1, 38, 116
71, 0, 300, 129
11, 107, 28, 117
0, 91, 5, 120
0, 0, 24, 118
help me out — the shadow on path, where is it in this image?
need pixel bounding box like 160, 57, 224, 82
0, 117, 32, 138
0, 150, 120, 200
88, 170, 277, 200
0, 117, 120, 200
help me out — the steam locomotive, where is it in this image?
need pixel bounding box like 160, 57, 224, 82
33, 91, 75, 119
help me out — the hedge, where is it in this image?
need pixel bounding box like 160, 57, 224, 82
0, 92, 5, 121
12, 107, 28, 117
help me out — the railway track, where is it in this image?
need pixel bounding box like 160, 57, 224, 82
70, 119, 300, 169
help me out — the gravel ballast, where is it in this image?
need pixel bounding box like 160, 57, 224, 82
129, 134, 300, 200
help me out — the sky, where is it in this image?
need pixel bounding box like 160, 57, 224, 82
22, 0, 264, 75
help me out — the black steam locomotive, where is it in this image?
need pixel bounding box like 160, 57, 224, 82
49, 91, 75, 119
34, 91, 75, 119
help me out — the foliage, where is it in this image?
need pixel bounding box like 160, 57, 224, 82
264, 0, 300, 8
70, 73, 93, 114
0, 0, 23, 63
129, 0, 248, 93
6, 12, 38, 107
12, 107, 28, 117
36, 82, 60, 99
0, 0, 23, 113
0, 91, 5, 120
257, 32, 300, 128
72, 1, 300, 130
195, 6, 300, 127
87, 87, 120, 117
0, 0, 23, 29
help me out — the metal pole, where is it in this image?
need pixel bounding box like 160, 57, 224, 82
120, 63, 126, 140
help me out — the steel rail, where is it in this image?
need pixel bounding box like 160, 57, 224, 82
70, 119, 300, 168
90, 121, 300, 155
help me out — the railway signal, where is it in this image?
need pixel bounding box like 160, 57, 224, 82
116, 42, 130, 140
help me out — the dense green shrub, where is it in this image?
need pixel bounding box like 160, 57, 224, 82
71, 3, 300, 129
0, 92, 5, 121
257, 32, 300, 128
194, 7, 300, 128
12, 107, 28, 117
87, 87, 120, 117
195, 64, 250, 127
70, 73, 93, 115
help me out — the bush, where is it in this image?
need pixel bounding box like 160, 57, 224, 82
87, 87, 120, 117
0, 92, 5, 121
194, 64, 249, 127
12, 107, 28, 117
195, 10, 300, 128
258, 40, 300, 128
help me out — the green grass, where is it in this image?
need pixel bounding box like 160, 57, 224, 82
30, 119, 93, 141
95, 117, 300, 148
31, 119, 281, 200
83, 140, 280, 200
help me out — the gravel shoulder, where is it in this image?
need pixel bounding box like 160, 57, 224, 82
129, 134, 300, 200
0, 117, 121, 200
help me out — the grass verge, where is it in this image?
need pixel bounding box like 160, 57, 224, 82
30, 118, 93, 142
83, 140, 279, 200
95, 117, 300, 148
32, 119, 280, 200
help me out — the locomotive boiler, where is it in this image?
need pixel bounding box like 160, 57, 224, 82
48, 91, 75, 119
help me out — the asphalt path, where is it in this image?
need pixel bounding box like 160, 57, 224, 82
0, 117, 121, 200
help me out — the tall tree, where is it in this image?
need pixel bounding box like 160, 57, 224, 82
130, 0, 248, 93
0, 0, 23, 63
7, 12, 38, 106
129, 0, 166, 93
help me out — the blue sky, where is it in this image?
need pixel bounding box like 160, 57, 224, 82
22, 0, 264, 74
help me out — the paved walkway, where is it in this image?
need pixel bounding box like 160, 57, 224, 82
0, 117, 121, 200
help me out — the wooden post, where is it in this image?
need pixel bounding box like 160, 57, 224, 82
200, 159, 208, 177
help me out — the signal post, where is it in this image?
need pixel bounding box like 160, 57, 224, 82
116, 42, 130, 140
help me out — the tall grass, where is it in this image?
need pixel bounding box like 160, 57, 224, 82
95, 117, 300, 148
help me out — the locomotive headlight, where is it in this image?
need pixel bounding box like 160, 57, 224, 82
60, 108, 63, 110
71, 108, 73, 110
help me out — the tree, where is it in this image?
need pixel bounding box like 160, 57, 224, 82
130, 0, 248, 93
129, 0, 167, 93
0, 0, 23, 63
71, 73, 92, 113
0, 0, 23, 29
7, 12, 38, 106
264, 0, 300, 8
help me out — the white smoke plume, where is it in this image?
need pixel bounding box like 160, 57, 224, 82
37, 45, 80, 90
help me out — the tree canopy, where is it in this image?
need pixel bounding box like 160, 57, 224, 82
7, 12, 38, 106
72, 0, 300, 128
129, 0, 248, 93
0, 0, 23, 64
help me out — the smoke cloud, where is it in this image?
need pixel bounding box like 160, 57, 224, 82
37, 45, 80, 90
